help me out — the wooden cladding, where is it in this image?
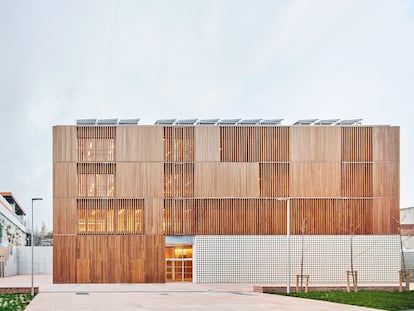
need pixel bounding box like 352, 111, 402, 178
53, 127, 77, 162
342, 163, 373, 197
290, 199, 373, 235
77, 126, 116, 139
54, 235, 165, 283
164, 198, 397, 235
77, 199, 144, 234
53, 199, 77, 234
77, 163, 115, 197
373, 127, 399, 161
194, 163, 259, 197
373, 198, 399, 234
194, 126, 220, 161
164, 163, 194, 197
342, 127, 372, 162
164, 199, 286, 235
116, 126, 164, 162
220, 127, 289, 162
290, 163, 341, 197
116, 163, 163, 198
373, 162, 399, 196
77, 126, 116, 162
164, 127, 194, 162
260, 163, 289, 197
54, 163, 77, 199
290, 127, 341, 162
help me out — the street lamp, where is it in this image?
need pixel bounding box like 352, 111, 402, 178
277, 197, 291, 294
31, 198, 42, 297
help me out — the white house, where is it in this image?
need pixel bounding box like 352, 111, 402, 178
0, 192, 27, 248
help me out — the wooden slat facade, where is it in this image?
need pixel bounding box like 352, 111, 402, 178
53, 124, 399, 283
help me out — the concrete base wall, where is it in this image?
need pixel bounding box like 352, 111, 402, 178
194, 235, 400, 284
4, 251, 17, 276
16, 246, 53, 274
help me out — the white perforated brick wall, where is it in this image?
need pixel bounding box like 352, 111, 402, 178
193, 235, 400, 284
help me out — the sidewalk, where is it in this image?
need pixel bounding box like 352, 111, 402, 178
1, 275, 380, 311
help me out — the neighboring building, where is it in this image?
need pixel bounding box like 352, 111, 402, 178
401, 206, 414, 280
401, 207, 414, 249
53, 118, 400, 284
0, 192, 27, 247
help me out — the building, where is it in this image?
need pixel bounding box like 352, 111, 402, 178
53, 119, 400, 284
401, 207, 414, 249
0, 192, 27, 277
0, 192, 27, 248
401, 206, 414, 280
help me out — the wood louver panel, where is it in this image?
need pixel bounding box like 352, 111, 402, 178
77, 126, 116, 162
259, 163, 289, 197
164, 198, 286, 235
220, 127, 289, 162
220, 127, 249, 162
261, 127, 289, 162
342, 163, 373, 197
164, 163, 194, 197
290, 199, 373, 235
164, 127, 194, 162
163, 199, 195, 235
77, 163, 116, 197
342, 127, 372, 162
77, 198, 144, 235
163, 198, 382, 235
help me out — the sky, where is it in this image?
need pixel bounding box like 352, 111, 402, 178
0, 0, 413, 230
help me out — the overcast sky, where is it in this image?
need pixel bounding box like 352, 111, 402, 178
0, 0, 413, 229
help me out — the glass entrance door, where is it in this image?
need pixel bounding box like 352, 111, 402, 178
165, 245, 192, 282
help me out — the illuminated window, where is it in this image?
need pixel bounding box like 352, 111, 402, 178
164, 163, 194, 197
77, 127, 116, 162
77, 164, 116, 197
77, 199, 144, 235
78, 207, 86, 232
164, 127, 194, 162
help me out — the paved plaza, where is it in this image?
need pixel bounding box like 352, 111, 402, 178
0, 274, 383, 310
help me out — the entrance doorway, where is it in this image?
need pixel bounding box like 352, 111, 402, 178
165, 245, 192, 282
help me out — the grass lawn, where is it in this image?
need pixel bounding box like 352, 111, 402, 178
272, 290, 414, 311
0, 294, 33, 311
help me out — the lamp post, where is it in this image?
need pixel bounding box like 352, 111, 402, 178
286, 198, 290, 294
31, 198, 42, 297
277, 197, 291, 294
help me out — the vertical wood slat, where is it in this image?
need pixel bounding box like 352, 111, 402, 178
77, 126, 116, 162
194, 126, 220, 161
53, 235, 76, 283
53, 199, 77, 234
220, 126, 289, 162
164, 126, 194, 162
164, 163, 194, 197
342, 127, 372, 162
53, 126, 77, 162
77, 199, 144, 235
260, 163, 289, 197
162, 198, 380, 235
54, 162, 77, 199
290, 127, 341, 162
77, 163, 116, 197
341, 163, 373, 197
373, 126, 399, 161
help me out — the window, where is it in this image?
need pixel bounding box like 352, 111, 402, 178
77, 127, 116, 162
77, 199, 144, 234
77, 163, 115, 197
